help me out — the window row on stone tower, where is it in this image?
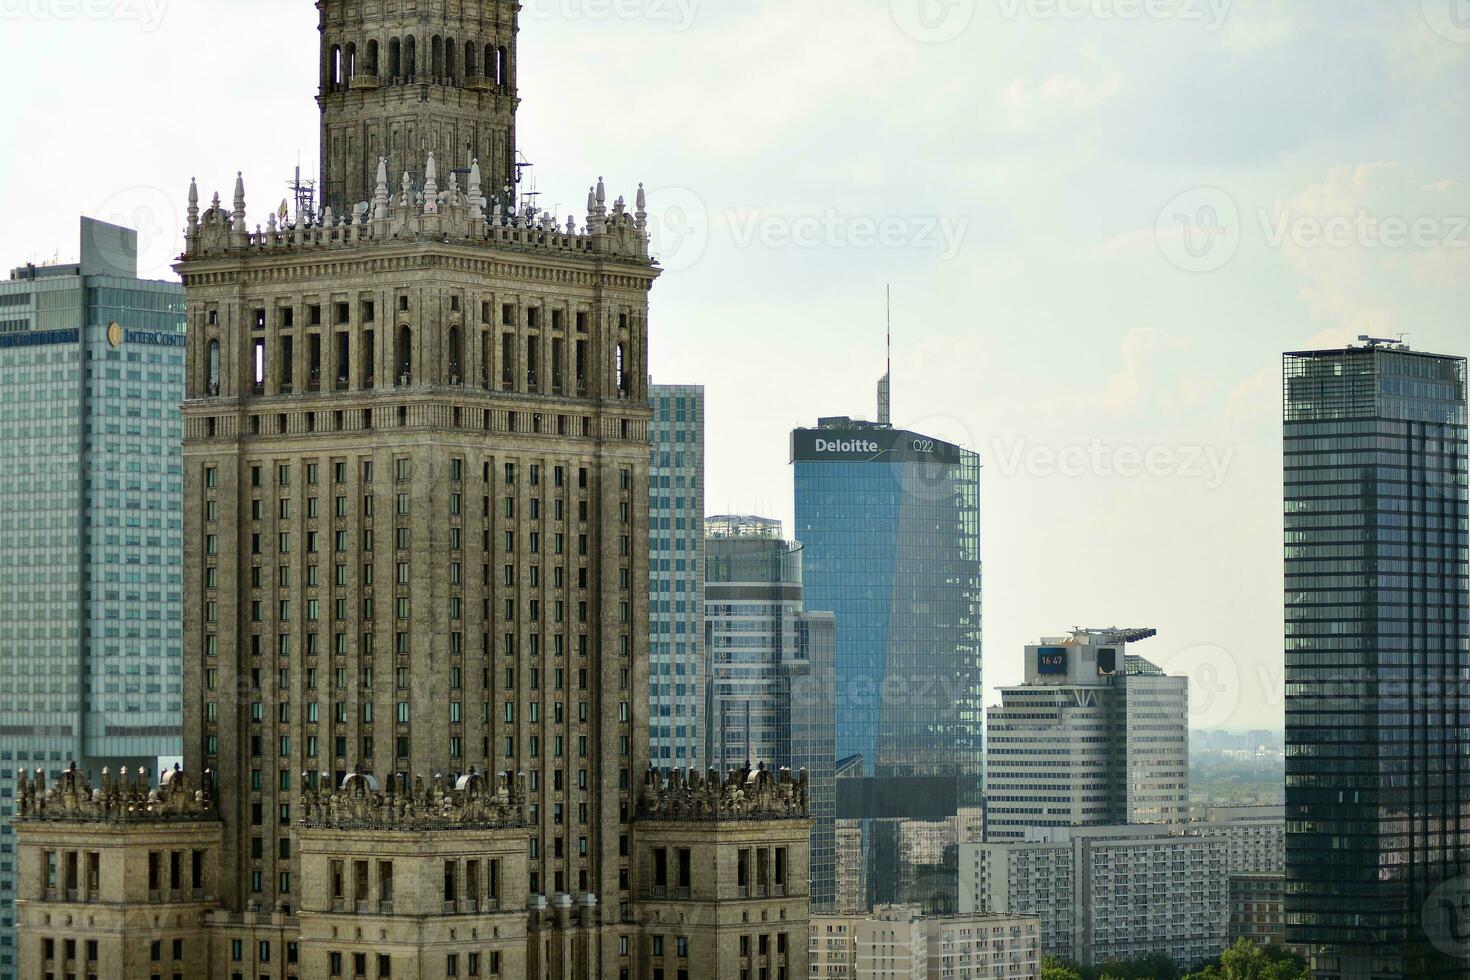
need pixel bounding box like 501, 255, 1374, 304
326, 36, 511, 92
203, 330, 633, 399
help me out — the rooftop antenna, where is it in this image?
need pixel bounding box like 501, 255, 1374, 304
288, 156, 317, 225
877, 284, 892, 426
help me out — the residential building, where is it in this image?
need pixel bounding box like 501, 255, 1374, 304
704, 516, 836, 910
1189, 806, 1285, 875
961, 825, 1230, 970
0, 218, 185, 978
647, 383, 704, 770
11, 3, 812, 977
1283, 341, 1470, 979
794, 414, 983, 907
1229, 873, 1307, 956
809, 904, 1040, 980
985, 629, 1188, 842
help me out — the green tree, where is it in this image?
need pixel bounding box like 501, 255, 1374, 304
1042, 957, 1085, 980
1183, 940, 1309, 980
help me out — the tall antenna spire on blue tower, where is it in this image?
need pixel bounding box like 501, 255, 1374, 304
877, 284, 892, 426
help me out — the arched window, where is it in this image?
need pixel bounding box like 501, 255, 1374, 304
389, 38, 401, 79
404, 36, 417, 80
497, 46, 509, 87
465, 41, 477, 77
485, 44, 495, 82
207, 340, 220, 394
615, 342, 628, 395
397, 325, 412, 384
346, 43, 357, 80
367, 39, 379, 75
445, 38, 457, 83
448, 326, 462, 383
330, 45, 343, 90
431, 36, 443, 79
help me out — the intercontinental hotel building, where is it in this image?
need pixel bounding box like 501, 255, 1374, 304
10, 2, 811, 978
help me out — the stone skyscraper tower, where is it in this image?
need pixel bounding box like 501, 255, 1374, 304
318, 0, 520, 212
13, 5, 811, 979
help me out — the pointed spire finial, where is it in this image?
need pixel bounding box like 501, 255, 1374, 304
424, 152, 439, 214
467, 159, 484, 222
374, 157, 390, 222
232, 172, 247, 235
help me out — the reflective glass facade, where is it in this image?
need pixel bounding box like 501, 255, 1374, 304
793, 420, 983, 909
703, 517, 837, 910
648, 384, 704, 768
0, 219, 185, 978
1283, 346, 1470, 979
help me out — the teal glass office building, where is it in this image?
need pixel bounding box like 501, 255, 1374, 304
0, 218, 185, 977
1283, 343, 1470, 979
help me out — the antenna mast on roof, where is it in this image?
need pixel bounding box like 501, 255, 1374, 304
877, 284, 892, 426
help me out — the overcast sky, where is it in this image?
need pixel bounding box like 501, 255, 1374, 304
3, 0, 1467, 731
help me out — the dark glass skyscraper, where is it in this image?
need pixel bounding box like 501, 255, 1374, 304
793, 417, 983, 908
1283, 342, 1470, 979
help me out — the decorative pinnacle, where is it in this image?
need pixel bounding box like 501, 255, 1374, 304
187, 178, 200, 229
373, 157, 390, 222
467, 159, 484, 221
232, 172, 247, 233
424, 152, 439, 214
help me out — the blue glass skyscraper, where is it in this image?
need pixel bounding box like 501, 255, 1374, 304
0, 218, 186, 977
1283, 341, 1470, 979
792, 415, 983, 907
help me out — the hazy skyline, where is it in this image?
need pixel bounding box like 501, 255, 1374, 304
3, 0, 1467, 730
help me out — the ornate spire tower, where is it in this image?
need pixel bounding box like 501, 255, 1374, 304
317, 0, 520, 211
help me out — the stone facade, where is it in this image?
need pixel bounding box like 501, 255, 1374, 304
634, 767, 812, 980
13, 766, 221, 980
12, 1, 811, 977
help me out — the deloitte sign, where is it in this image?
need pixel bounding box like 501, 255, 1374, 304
791, 427, 964, 465
814, 436, 883, 456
